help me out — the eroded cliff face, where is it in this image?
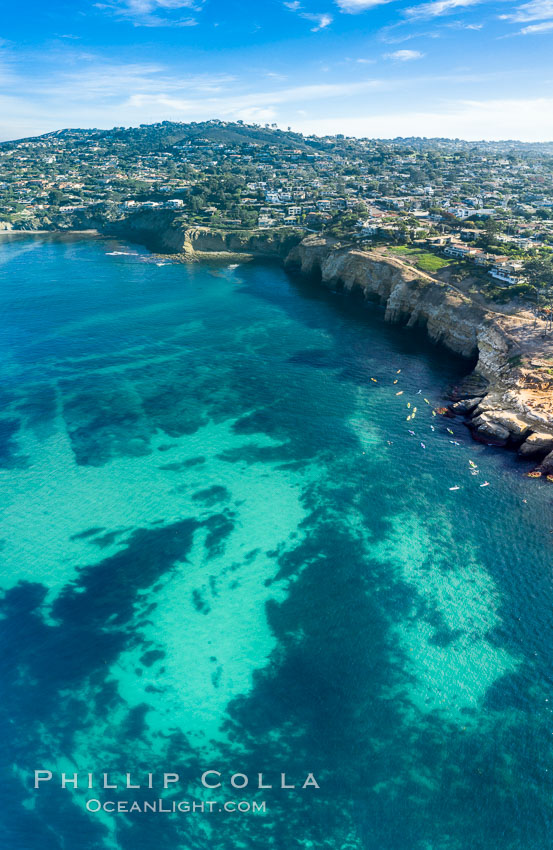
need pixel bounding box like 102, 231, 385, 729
109, 212, 301, 259
286, 236, 553, 463
287, 236, 482, 357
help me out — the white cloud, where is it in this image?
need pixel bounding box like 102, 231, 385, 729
405, 0, 481, 19
119, 0, 198, 12
385, 48, 425, 59
519, 18, 553, 30
96, 0, 203, 26
283, 3, 334, 30
501, 0, 553, 21
380, 26, 440, 43
0, 44, 20, 89
48, 63, 235, 101
218, 80, 386, 109
446, 20, 483, 28
500, 0, 553, 33
301, 12, 333, 29
335, 0, 394, 11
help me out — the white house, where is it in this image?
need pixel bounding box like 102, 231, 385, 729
489, 268, 518, 285
444, 244, 473, 258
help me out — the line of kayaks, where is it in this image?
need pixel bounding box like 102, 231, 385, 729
526, 471, 553, 482
377, 369, 551, 494
449, 482, 490, 491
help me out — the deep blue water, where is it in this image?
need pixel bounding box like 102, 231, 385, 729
1, 233, 553, 850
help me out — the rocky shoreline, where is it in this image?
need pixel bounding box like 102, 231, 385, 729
285, 235, 553, 475
107, 211, 301, 261
8, 218, 553, 473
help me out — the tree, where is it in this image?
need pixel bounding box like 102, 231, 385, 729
525, 255, 553, 290
48, 189, 65, 206
483, 219, 501, 248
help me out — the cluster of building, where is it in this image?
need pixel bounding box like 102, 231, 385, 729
1, 121, 553, 295
442, 242, 524, 284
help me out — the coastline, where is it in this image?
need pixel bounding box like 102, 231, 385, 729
7, 220, 553, 474
285, 235, 553, 474
0, 228, 100, 236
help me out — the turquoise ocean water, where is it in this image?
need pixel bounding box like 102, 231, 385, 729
1, 233, 553, 849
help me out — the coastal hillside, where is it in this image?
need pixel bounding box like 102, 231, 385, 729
2, 120, 314, 154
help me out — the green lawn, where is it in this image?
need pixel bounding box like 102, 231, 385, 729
390, 246, 452, 273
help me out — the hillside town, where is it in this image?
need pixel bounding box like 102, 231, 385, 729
2, 120, 553, 307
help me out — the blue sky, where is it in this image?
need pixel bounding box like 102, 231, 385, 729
1, 0, 553, 140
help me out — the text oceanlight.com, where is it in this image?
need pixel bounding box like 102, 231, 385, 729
86, 799, 267, 814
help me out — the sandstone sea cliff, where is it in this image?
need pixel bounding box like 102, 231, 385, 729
108, 211, 301, 260
286, 235, 553, 470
